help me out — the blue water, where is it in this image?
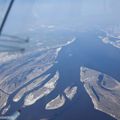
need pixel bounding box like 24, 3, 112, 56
5, 30, 120, 120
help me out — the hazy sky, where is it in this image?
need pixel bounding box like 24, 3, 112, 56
2, 0, 120, 35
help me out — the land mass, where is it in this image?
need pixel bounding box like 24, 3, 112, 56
0, 48, 60, 114
80, 67, 120, 120
100, 29, 120, 49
